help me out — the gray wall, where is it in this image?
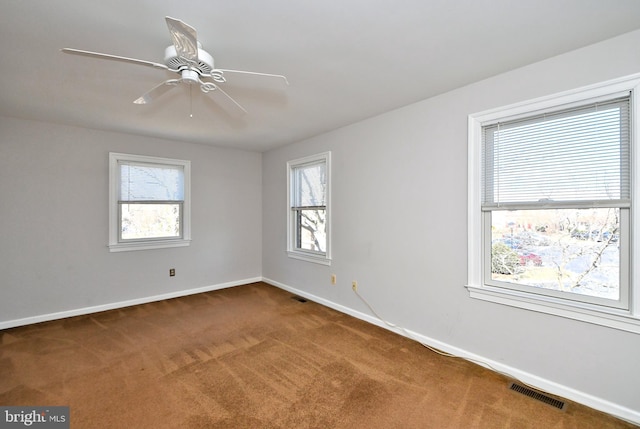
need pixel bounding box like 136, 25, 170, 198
0, 117, 262, 322
262, 30, 640, 419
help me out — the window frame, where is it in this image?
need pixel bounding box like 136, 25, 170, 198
467, 74, 640, 333
286, 152, 331, 265
108, 152, 191, 252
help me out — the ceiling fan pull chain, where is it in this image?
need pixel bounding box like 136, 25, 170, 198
189, 84, 193, 118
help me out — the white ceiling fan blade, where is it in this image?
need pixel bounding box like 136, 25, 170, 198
133, 79, 180, 104
216, 69, 289, 87
61, 48, 168, 70
165, 16, 199, 62
204, 84, 247, 116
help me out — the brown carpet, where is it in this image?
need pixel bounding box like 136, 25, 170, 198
0, 282, 634, 428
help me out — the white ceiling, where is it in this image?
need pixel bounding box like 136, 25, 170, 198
2, 1, 640, 152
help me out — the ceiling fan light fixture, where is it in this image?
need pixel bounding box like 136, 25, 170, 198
180, 69, 199, 84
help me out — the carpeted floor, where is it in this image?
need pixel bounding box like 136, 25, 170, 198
0, 282, 635, 428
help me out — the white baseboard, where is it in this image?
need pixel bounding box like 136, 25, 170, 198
262, 277, 640, 426
0, 277, 262, 331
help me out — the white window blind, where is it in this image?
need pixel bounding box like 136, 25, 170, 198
119, 162, 184, 202
291, 161, 326, 208
482, 96, 630, 209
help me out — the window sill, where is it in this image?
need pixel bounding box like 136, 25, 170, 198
287, 250, 331, 266
466, 284, 640, 334
109, 239, 191, 252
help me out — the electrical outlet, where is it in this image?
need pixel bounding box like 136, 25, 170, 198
169, 268, 175, 277
331, 274, 337, 285
352, 281, 358, 291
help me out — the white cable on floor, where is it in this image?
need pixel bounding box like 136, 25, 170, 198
353, 288, 549, 395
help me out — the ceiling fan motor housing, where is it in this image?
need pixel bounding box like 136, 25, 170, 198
164, 45, 214, 75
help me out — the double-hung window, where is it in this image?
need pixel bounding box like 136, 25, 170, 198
468, 74, 640, 333
287, 152, 331, 265
109, 153, 191, 252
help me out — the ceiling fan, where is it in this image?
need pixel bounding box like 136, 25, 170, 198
62, 16, 288, 115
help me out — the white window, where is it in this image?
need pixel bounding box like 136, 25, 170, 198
287, 152, 331, 265
467, 74, 640, 333
109, 153, 191, 252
